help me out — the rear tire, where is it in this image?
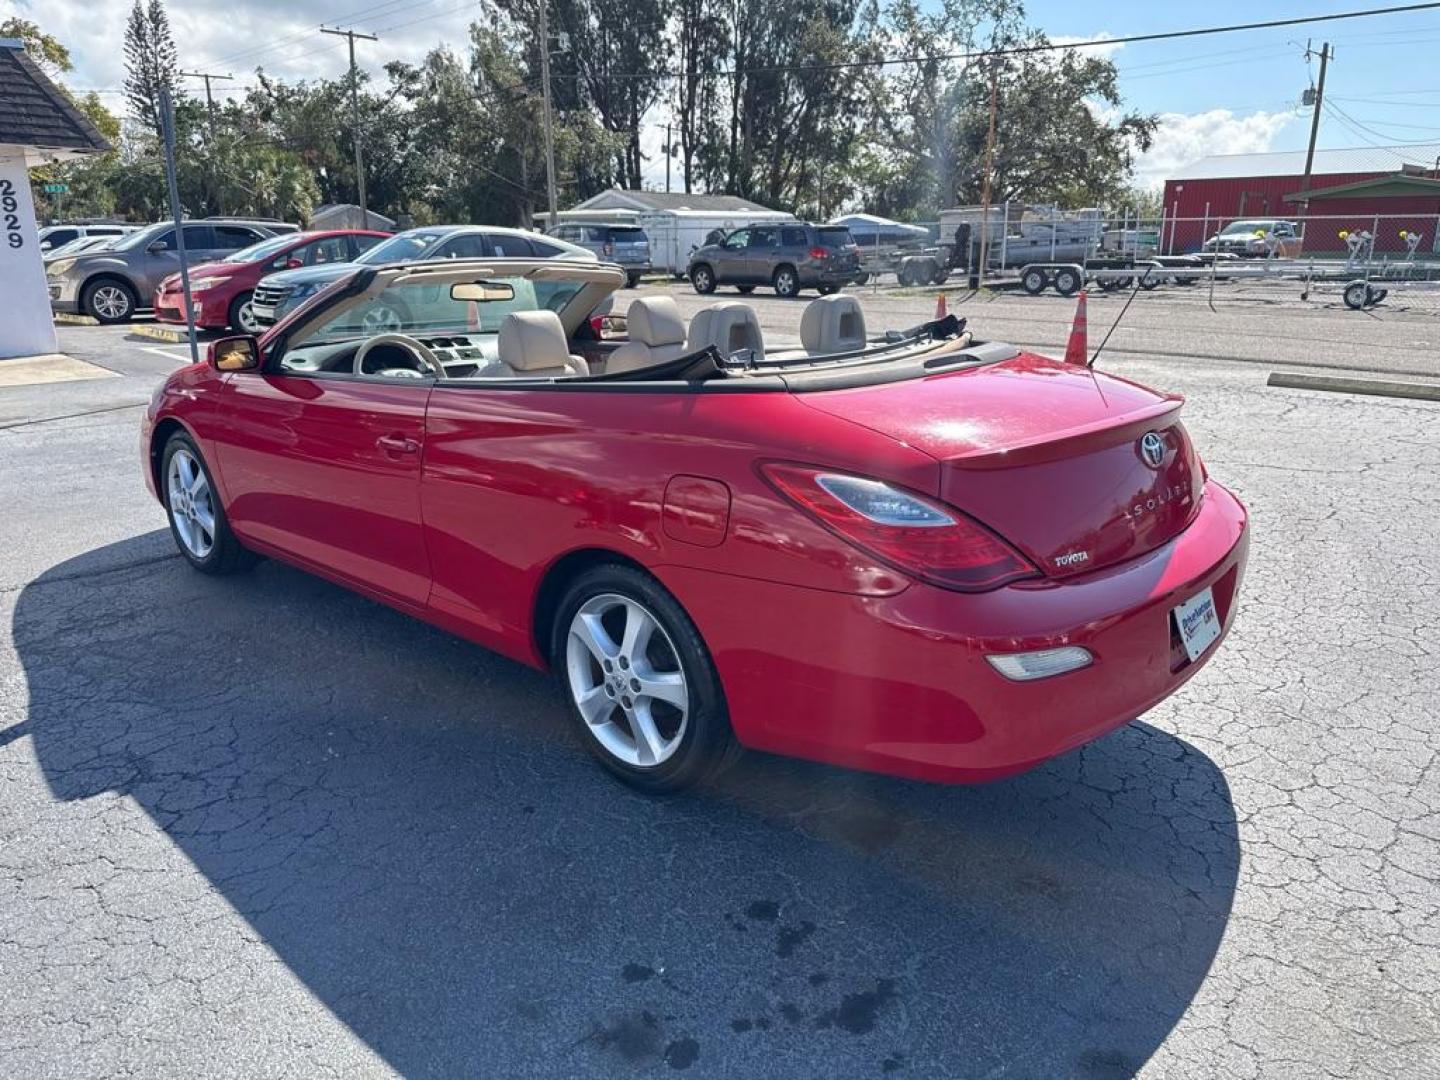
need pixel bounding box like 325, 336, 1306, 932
161, 432, 257, 576
1343, 281, 1369, 310
625, 272, 642, 289
83, 277, 137, 324
817, 283, 839, 295
1021, 268, 1048, 295
1053, 267, 1082, 296
552, 564, 739, 794
772, 265, 800, 298
690, 264, 716, 294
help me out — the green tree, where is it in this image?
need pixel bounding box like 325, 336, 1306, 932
123, 0, 179, 139
0, 17, 72, 76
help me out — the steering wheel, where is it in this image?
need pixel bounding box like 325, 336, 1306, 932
353, 333, 446, 379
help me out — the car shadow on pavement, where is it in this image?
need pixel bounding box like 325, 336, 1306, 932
13, 534, 1240, 1079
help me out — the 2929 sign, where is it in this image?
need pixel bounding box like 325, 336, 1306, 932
1, 179, 22, 249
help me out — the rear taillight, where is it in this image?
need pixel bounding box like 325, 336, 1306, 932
761, 464, 1038, 591
808, 246, 828, 260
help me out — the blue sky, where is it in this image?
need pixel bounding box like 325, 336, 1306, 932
1026, 0, 1440, 182
12, 0, 1440, 189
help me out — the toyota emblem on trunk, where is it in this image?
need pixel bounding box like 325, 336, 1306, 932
1139, 432, 1166, 468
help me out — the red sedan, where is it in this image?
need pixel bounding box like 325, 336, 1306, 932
140, 259, 1247, 793
154, 229, 391, 334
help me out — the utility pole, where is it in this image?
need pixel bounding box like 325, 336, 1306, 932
159, 88, 199, 365
664, 123, 672, 193
321, 26, 378, 225
538, 0, 559, 227
976, 57, 1000, 289
1299, 42, 1332, 206
179, 70, 233, 217
179, 70, 232, 137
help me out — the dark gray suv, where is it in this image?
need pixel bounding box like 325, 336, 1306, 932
687, 222, 860, 298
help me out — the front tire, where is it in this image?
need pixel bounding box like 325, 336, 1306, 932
553, 564, 738, 793
83, 277, 137, 324
690, 264, 716, 294
161, 433, 256, 575
228, 291, 262, 334
1053, 267, 1082, 296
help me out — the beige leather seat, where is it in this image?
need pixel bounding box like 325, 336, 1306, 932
800, 294, 867, 355
685, 302, 765, 360
495, 310, 588, 378
606, 297, 689, 374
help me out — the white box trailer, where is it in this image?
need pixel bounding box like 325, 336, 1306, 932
638, 207, 795, 276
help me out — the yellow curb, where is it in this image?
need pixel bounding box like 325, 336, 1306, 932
128, 324, 192, 344
54, 313, 99, 326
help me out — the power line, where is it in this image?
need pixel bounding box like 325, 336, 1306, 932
540, 1, 1440, 83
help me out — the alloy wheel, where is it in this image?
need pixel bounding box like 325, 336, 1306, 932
167, 448, 215, 559
565, 593, 690, 768
775, 268, 798, 297
237, 300, 263, 334
91, 285, 131, 320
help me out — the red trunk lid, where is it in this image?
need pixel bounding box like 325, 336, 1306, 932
795, 352, 1204, 578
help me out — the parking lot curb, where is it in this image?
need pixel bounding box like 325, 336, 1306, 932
53, 313, 99, 326
128, 325, 192, 344
1267, 372, 1440, 402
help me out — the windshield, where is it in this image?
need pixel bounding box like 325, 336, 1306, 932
356, 229, 452, 266
225, 234, 298, 263
306, 275, 588, 343
112, 222, 171, 251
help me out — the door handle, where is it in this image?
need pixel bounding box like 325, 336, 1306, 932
376, 434, 420, 454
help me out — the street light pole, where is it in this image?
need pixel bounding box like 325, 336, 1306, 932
321, 26, 378, 225
538, 0, 559, 227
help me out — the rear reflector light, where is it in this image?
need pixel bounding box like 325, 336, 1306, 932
603, 243, 614, 256
809, 247, 828, 259
761, 464, 1038, 592
986, 647, 1093, 681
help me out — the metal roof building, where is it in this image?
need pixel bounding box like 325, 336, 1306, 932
1161, 144, 1440, 255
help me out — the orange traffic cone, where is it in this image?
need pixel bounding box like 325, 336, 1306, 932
1063, 290, 1088, 366
935, 293, 948, 319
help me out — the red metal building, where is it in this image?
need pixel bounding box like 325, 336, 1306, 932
1162, 143, 1440, 255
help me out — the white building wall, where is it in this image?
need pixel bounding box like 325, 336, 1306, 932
0, 150, 59, 358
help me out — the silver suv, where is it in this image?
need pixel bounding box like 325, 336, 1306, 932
547, 222, 650, 287
47, 218, 297, 323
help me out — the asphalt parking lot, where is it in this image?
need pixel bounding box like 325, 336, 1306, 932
1, 285, 1437, 1078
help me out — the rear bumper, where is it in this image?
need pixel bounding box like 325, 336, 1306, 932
658, 480, 1248, 784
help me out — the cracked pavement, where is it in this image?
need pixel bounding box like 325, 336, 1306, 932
1, 297, 1437, 1078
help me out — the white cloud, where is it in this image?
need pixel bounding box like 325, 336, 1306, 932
1132, 109, 1297, 189
15, 0, 476, 106
1049, 32, 1124, 61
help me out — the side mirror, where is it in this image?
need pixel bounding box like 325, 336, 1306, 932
208, 335, 261, 372
147, 240, 168, 254
285, 257, 303, 269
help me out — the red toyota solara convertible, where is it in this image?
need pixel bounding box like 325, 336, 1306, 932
141, 257, 1248, 793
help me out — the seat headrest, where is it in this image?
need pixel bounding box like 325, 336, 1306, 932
626, 297, 686, 346
800, 294, 866, 354
686, 302, 765, 359
498, 310, 572, 371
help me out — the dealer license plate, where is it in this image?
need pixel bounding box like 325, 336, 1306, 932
1173, 587, 1220, 663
